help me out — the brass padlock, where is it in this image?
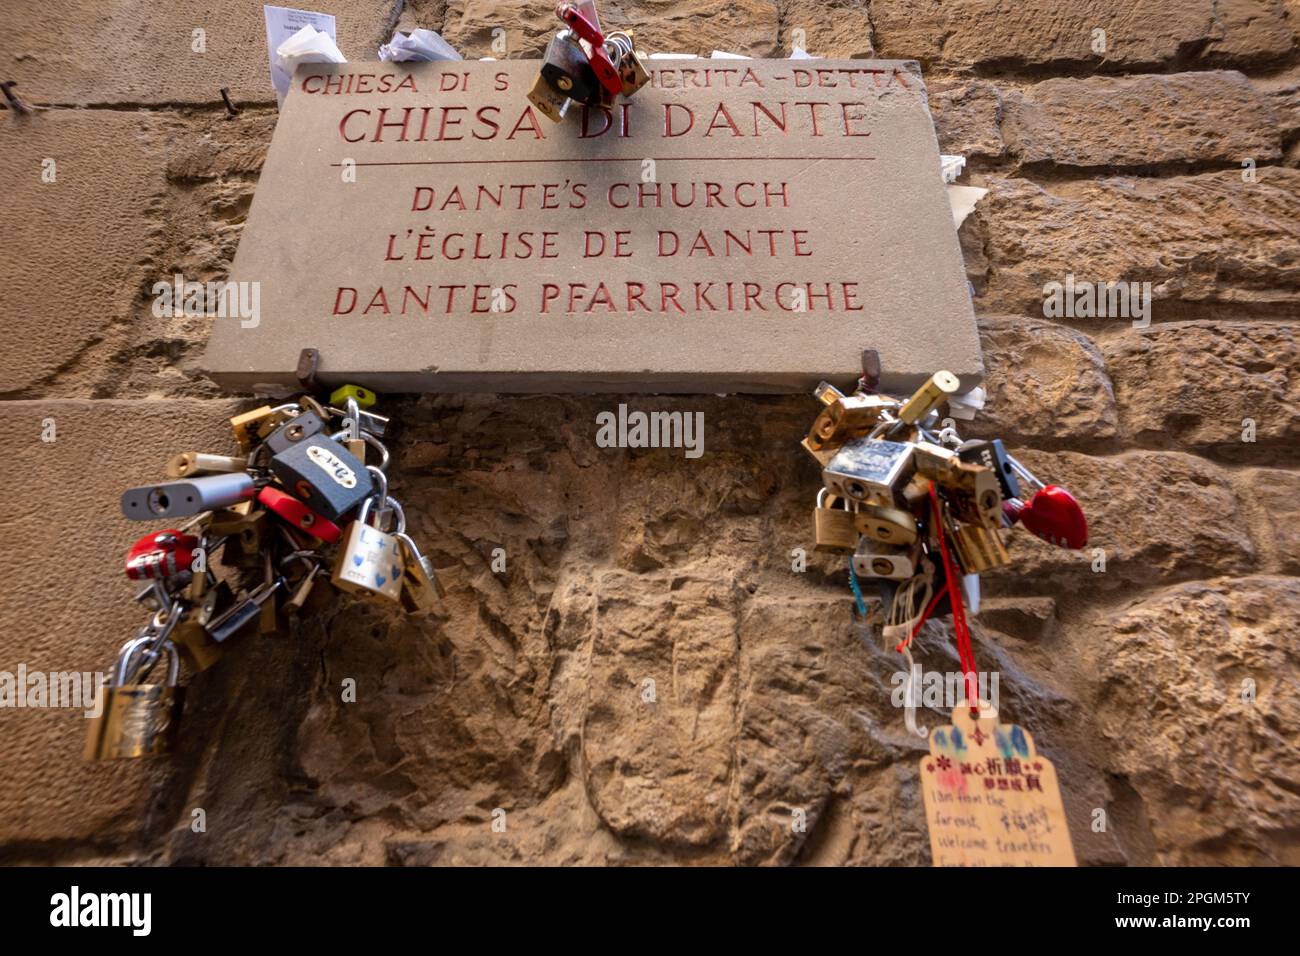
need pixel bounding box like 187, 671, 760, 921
950, 522, 1012, 573
395, 532, 444, 612
172, 608, 222, 671
614, 35, 650, 97
914, 442, 1003, 529
229, 403, 298, 453
331, 497, 405, 602
85, 635, 184, 760
166, 452, 249, 479
800, 436, 837, 468
813, 489, 859, 552
855, 502, 918, 546
896, 370, 960, 426
807, 392, 899, 452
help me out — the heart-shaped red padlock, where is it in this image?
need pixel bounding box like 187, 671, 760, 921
1013, 485, 1087, 549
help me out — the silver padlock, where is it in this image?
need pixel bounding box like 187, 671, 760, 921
121, 472, 255, 520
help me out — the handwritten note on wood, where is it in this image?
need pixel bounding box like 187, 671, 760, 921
920, 704, 1076, 867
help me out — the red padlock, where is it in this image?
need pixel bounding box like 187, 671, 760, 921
556, 3, 623, 98
125, 529, 199, 581
1006, 485, 1088, 550
257, 485, 342, 544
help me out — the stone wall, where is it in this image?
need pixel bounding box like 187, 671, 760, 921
1, 0, 1297, 865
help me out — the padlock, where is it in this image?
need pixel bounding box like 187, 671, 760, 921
950, 521, 1012, 573
206, 578, 284, 643
822, 438, 915, 506
394, 532, 444, 612
852, 537, 920, 581
196, 580, 234, 629
615, 40, 650, 97
85, 635, 184, 760
813, 488, 859, 552
283, 561, 323, 615
172, 608, 223, 671
257, 485, 342, 543
206, 500, 254, 533
800, 436, 838, 468
121, 472, 255, 520
527, 73, 572, 123
186, 561, 212, 601
854, 502, 918, 546
914, 442, 1003, 529
262, 410, 326, 455
807, 392, 899, 451
958, 439, 1020, 501
344, 437, 367, 465
329, 383, 377, 409
269, 435, 373, 521
1008, 485, 1088, 549
327, 406, 390, 439
219, 509, 269, 569
124, 529, 199, 581
331, 497, 405, 601
540, 31, 601, 106
896, 370, 961, 426
556, 4, 623, 98
230, 405, 297, 452
165, 452, 248, 479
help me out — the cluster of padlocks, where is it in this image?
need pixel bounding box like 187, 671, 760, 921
805, 368, 1087, 641
527, 1, 650, 122
85, 386, 443, 760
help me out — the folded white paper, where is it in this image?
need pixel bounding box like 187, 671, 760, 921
378, 28, 462, 62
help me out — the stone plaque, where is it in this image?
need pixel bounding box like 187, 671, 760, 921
202, 59, 981, 393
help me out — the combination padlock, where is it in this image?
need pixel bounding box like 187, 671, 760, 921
85, 631, 184, 760
268, 435, 372, 522
813, 488, 859, 552
331, 496, 405, 602
124, 529, 200, 581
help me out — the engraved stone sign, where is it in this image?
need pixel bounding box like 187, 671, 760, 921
202, 59, 982, 393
